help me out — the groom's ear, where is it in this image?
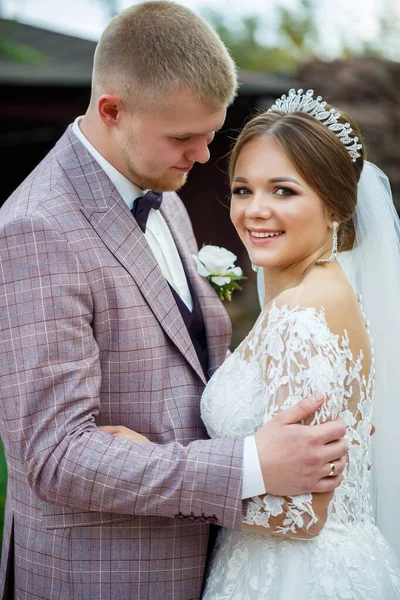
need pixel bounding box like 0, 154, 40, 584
98, 94, 123, 127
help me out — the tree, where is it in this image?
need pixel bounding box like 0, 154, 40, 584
277, 0, 317, 54
377, 0, 400, 61
203, 0, 400, 73
202, 0, 319, 74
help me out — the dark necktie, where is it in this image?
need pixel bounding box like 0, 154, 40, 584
131, 191, 163, 233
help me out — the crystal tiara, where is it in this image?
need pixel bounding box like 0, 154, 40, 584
269, 88, 362, 163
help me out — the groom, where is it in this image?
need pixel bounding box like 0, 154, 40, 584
0, 3, 348, 599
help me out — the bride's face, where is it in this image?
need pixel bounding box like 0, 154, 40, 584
230, 136, 333, 271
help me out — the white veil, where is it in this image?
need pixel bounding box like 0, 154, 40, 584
257, 161, 400, 559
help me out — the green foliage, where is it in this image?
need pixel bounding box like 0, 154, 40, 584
278, 0, 317, 52
337, 0, 400, 61
0, 39, 47, 64
0, 439, 7, 546
208, 273, 247, 302
375, 0, 400, 61
203, 0, 400, 72
0, 19, 48, 67
203, 0, 319, 73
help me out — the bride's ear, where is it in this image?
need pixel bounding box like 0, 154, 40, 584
328, 216, 340, 229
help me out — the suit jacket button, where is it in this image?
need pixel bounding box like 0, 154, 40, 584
198, 512, 207, 523
207, 516, 219, 524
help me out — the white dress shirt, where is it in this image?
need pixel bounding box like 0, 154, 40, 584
72, 117, 266, 499
72, 117, 193, 311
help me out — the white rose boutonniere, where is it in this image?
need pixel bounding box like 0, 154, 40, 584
192, 245, 246, 301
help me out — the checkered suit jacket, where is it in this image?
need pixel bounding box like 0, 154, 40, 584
0, 127, 244, 600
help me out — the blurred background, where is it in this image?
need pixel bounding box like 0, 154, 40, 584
0, 0, 399, 544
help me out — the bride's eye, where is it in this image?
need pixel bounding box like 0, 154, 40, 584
232, 186, 251, 196
274, 186, 295, 197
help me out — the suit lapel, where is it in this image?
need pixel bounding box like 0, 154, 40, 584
160, 194, 232, 374
57, 127, 207, 383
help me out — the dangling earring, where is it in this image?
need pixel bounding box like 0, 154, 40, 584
316, 221, 339, 265
251, 263, 259, 273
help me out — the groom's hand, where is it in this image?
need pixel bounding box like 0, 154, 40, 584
99, 425, 150, 444
254, 393, 348, 496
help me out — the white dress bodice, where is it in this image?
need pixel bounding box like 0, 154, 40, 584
201, 300, 400, 599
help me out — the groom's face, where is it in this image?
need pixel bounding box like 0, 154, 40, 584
119, 90, 226, 192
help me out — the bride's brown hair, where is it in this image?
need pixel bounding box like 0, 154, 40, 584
229, 106, 365, 252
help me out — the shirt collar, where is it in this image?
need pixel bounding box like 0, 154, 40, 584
72, 116, 143, 210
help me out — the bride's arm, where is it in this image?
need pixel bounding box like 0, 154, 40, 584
242, 287, 370, 539
242, 490, 334, 539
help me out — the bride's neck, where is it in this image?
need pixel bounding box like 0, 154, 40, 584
262, 258, 341, 305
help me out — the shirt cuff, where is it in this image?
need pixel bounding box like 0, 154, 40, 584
242, 435, 267, 499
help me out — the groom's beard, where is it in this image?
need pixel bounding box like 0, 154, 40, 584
122, 135, 189, 193
127, 166, 188, 193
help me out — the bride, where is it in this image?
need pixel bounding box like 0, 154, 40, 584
103, 89, 400, 598
200, 89, 400, 599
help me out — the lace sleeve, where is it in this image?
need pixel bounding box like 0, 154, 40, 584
243, 303, 354, 538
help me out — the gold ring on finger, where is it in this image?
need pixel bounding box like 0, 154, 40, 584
329, 462, 335, 477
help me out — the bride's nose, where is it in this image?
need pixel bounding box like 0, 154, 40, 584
245, 194, 273, 220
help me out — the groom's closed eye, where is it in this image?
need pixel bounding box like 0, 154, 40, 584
172, 129, 219, 144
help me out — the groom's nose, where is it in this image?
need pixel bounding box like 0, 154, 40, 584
185, 137, 211, 164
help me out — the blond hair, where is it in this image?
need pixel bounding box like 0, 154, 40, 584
91, 1, 238, 110
229, 107, 366, 252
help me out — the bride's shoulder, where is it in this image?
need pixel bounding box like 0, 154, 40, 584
268, 282, 360, 324
274, 281, 353, 308
269, 282, 361, 333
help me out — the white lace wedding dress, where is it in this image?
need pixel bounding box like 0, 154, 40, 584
201, 288, 400, 600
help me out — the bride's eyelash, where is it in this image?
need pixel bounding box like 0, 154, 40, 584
231, 186, 297, 196
231, 187, 251, 195
274, 186, 296, 196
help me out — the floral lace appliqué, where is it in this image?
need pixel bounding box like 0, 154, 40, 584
201, 303, 400, 599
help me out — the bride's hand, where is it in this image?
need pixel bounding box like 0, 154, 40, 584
99, 425, 150, 444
